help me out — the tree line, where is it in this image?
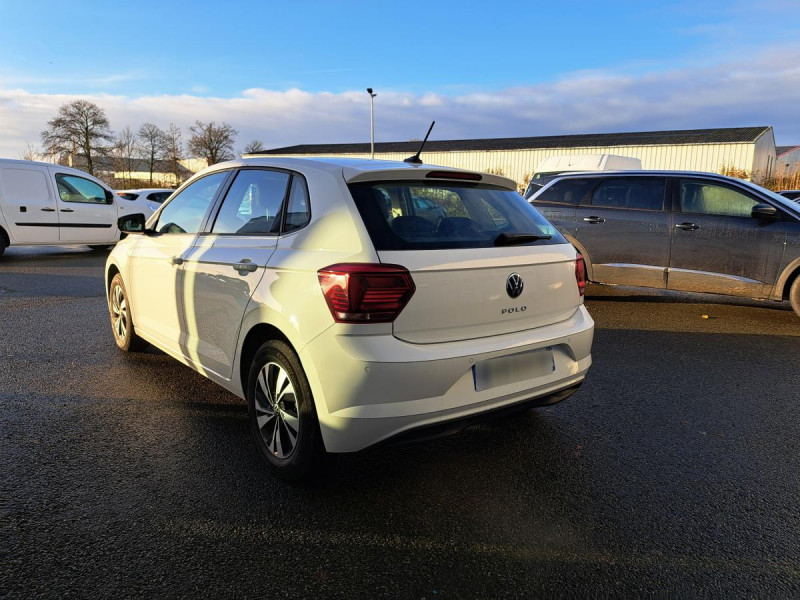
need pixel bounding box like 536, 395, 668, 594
29, 99, 266, 188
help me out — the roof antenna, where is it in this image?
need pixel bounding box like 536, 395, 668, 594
404, 121, 435, 164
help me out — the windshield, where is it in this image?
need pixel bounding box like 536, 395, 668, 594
349, 181, 566, 250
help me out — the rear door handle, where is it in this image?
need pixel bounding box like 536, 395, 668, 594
675, 222, 700, 231
41, 207, 56, 212
170, 257, 184, 266
583, 216, 605, 224
60, 209, 74, 213
233, 259, 258, 273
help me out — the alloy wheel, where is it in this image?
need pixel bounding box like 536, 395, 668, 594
111, 284, 127, 341
254, 362, 300, 458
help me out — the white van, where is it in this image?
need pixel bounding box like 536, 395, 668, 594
524, 154, 643, 198
0, 159, 152, 256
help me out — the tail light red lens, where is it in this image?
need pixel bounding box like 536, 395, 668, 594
575, 253, 587, 296
317, 263, 416, 323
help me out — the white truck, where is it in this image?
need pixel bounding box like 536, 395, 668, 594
0, 159, 154, 256
524, 154, 642, 198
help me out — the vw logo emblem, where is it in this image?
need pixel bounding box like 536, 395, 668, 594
506, 273, 524, 299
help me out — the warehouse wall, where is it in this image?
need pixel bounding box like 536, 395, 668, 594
752, 130, 777, 178
266, 143, 762, 188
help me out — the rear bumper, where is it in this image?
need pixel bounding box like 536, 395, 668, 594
300, 305, 594, 453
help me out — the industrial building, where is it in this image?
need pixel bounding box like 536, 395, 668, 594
257, 126, 777, 188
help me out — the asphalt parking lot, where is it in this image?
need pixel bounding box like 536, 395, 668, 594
2, 246, 799, 598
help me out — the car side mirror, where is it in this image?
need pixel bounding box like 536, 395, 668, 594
118, 213, 148, 234
105, 190, 115, 204
751, 203, 778, 219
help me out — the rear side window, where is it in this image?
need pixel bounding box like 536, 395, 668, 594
212, 169, 290, 235
533, 178, 595, 205
349, 181, 566, 250
591, 177, 665, 211
147, 192, 171, 203
284, 176, 311, 232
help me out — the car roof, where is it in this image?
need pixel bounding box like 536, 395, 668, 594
0, 158, 105, 180
200, 157, 518, 190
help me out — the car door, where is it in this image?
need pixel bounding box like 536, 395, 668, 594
181, 168, 308, 378
50, 171, 118, 243
574, 176, 671, 288
127, 170, 231, 355
668, 177, 787, 298
0, 165, 60, 243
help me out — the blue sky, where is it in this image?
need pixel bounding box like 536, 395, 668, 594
0, 0, 798, 155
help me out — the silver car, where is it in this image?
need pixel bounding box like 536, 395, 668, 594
530, 170, 800, 317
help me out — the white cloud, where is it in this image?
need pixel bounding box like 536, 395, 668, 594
2, 43, 798, 159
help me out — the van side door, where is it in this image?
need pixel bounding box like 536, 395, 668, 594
50, 170, 117, 243
0, 166, 60, 244
531, 177, 596, 240
574, 176, 670, 288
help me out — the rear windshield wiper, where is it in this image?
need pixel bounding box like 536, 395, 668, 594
493, 232, 552, 246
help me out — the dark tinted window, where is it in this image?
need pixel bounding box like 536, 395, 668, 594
147, 191, 172, 203
679, 180, 759, 218
533, 178, 595, 205
591, 177, 665, 210
284, 176, 311, 232
118, 192, 140, 200
349, 181, 566, 250
212, 169, 290, 235
156, 171, 227, 234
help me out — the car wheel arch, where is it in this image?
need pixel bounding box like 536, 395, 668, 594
238, 323, 296, 397
772, 256, 800, 301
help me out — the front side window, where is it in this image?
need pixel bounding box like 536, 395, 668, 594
591, 177, 665, 211
212, 169, 290, 235
680, 180, 760, 218
156, 171, 228, 234
533, 178, 596, 205
349, 181, 565, 250
56, 174, 109, 204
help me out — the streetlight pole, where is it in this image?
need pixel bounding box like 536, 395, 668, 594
366, 87, 377, 159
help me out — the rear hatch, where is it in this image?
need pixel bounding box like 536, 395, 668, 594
347, 171, 582, 344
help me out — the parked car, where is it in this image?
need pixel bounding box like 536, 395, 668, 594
116, 188, 174, 214
530, 170, 800, 317
106, 157, 594, 479
524, 154, 643, 198
778, 190, 800, 201
0, 159, 152, 256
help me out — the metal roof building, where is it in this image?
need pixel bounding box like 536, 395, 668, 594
255, 126, 777, 188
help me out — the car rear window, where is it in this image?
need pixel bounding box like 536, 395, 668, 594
532, 178, 596, 204
348, 181, 566, 250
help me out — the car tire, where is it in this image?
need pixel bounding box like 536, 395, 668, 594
790, 276, 800, 318
247, 340, 321, 480
109, 274, 147, 352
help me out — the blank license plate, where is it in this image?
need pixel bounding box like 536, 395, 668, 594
472, 347, 555, 392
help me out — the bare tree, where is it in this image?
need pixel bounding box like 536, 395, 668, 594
242, 139, 266, 154
137, 122, 167, 185
20, 142, 40, 161
40, 100, 114, 175
164, 123, 184, 187
188, 121, 237, 165
112, 126, 138, 187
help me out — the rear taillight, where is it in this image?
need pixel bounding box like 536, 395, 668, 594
317, 263, 416, 323
575, 253, 587, 296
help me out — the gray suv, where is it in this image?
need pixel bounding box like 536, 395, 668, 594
530, 171, 800, 317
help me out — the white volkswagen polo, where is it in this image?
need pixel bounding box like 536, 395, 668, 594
106, 157, 594, 479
